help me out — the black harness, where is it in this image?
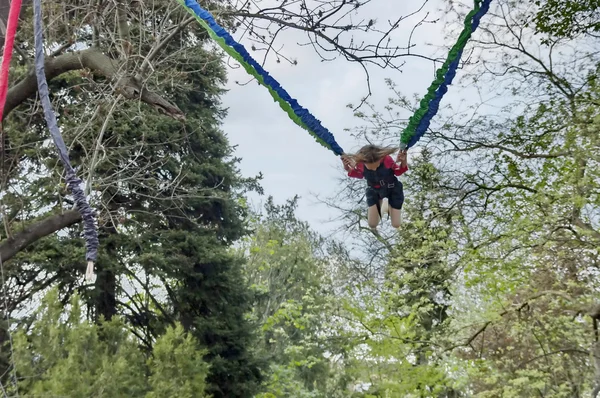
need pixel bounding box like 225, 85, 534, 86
364, 162, 397, 189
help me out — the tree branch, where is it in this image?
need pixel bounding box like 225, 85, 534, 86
4, 48, 185, 120
139, 16, 196, 76
468, 180, 538, 195
229, 10, 434, 66
434, 132, 571, 159
116, 0, 132, 57
450, 290, 575, 351
572, 216, 600, 241
0, 209, 82, 263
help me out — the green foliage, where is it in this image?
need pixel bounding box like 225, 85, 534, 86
1, 2, 264, 396
12, 289, 209, 397
531, 0, 600, 39
340, 155, 462, 397
5, 1, 600, 396
256, 364, 320, 398
146, 324, 210, 398
447, 85, 600, 396
332, 2, 600, 393
240, 197, 351, 397
175, 245, 264, 398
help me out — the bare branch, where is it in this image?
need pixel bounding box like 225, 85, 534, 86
229, 10, 437, 66
218, 0, 438, 102
139, 16, 197, 76
433, 132, 572, 159
452, 290, 575, 351
115, 0, 132, 57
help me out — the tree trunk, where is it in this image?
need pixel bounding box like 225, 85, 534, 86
94, 266, 117, 321
93, 227, 117, 321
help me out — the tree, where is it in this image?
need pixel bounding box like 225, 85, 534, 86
0, 1, 265, 394
315, 0, 600, 394
333, 0, 600, 394
333, 152, 465, 397
239, 197, 351, 397
530, 0, 600, 40
12, 288, 210, 397
9, 0, 600, 395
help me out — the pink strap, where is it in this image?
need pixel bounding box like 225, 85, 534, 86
0, 0, 22, 122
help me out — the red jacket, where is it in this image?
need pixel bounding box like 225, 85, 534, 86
347, 155, 409, 179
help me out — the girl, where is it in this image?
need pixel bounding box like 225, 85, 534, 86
342, 145, 408, 230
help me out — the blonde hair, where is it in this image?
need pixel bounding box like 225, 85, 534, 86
344, 144, 398, 164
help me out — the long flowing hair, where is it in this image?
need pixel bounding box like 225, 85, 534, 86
344, 144, 398, 164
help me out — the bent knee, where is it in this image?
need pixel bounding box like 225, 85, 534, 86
391, 220, 401, 229
368, 219, 379, 229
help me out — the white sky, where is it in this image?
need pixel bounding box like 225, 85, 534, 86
219, 0, 470, 234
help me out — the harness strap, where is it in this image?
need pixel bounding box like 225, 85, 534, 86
368, 175, 397, 189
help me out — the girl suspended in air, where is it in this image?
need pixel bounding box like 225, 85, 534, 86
342, 145, 408, 230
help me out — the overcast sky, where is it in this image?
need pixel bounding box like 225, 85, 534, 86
219, 0, 466, 234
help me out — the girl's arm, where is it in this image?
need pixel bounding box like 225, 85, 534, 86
383, 154, 408, 176
342, 156, 364, 178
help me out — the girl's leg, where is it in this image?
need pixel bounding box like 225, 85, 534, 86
381, 197, 389, 219
390, 207, 402, 228
389, 184, 404, 229
367, 202, 381, 229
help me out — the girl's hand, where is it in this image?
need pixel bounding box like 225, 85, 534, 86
396, 150, 407, 164
341, 156, 354, 171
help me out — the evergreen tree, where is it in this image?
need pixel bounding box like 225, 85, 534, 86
0, 1, 263, 394
12, 288, 210, 397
